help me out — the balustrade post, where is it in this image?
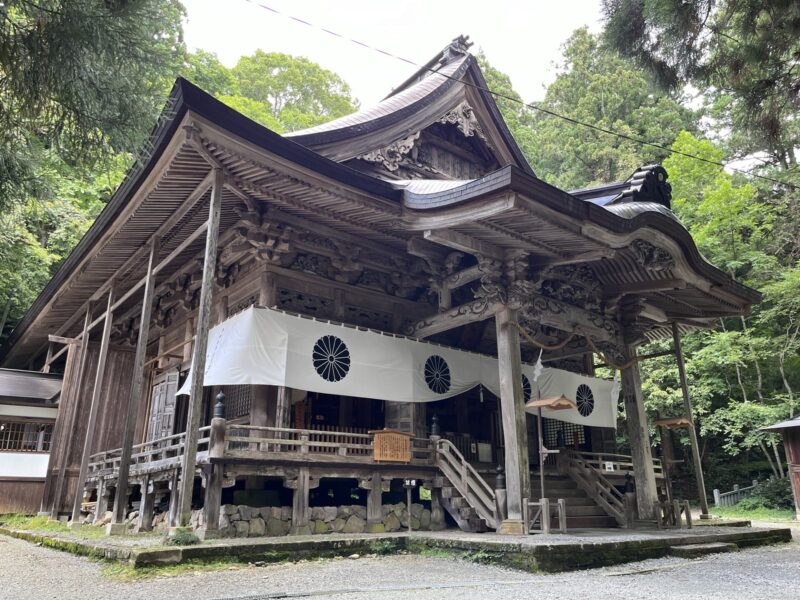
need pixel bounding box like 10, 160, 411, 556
299, 431, 310, 455
494, 464, 507, 525
93, 479, 108, 524
136, 476, 155, 533
199, 393, 226, 538
540, 497, 551, 535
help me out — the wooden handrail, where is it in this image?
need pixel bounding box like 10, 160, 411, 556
435, 438, 498, 530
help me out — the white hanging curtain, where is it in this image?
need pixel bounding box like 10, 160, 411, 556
177, 307, 618, 428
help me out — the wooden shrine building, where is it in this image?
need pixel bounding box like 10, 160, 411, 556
0, 37, 760, 535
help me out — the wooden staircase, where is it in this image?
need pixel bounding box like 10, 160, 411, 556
434, 438, 498, 532
531, 474, 618, 529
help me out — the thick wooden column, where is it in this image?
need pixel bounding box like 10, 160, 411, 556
47, 305, 94, 517
289, 467, 312, 535
672, 321, 710, 516
495, 307, 530, 532
109, 238, 160, 533
69, 288, 115, 525
175, 168, 224, 529
620, 342, 659, 520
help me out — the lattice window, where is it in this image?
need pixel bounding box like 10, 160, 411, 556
542, 418, 585, 449
0, 421, 53, 452
222, 385, 252, 420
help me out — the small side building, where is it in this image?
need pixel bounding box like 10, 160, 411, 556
0, 368, 61, 514
764, 416, 800, 520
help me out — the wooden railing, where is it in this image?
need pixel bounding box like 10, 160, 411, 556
713, 480, 759, 507
567, 450, 664, 479
566, 450, 630, 527
223, 425, 434, 465
434, 438, 498, 530
87, 426, 210, 480
441, 433, 494, 464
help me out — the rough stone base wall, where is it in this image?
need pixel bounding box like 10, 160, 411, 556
185, 502, 444, 537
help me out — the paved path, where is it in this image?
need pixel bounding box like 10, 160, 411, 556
1, 535, 798, 599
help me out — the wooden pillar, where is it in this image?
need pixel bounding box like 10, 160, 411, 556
259, 271, 276, 307
109, 238, 160, 533
495, 307, 529, 532
69, 288, 115, 526
93, 479, 108, 524
176, 168, 223, 529
42, 342, 53, 374
136, 477, 155, 533
366, 472, 383, 530
275, 386, 290, 428
672, 321, 710, 516
167, 469, 181, 527
48, 305, 94, 517
290, 467, 311, 535
620, 342, 659, 521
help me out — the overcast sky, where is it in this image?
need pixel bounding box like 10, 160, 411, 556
182, 0, 604, 106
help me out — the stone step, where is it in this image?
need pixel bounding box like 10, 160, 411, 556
441, 486, 461, 499
564, 505, 609, 517
669, 542, 738, 559
529, 488, 587, 498
531, 478, 578, 489
561, 515, 619, 529
448, 496, 469, 508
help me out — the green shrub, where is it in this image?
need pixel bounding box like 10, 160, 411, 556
165, 529, 200, 546
735, 477, 794, 510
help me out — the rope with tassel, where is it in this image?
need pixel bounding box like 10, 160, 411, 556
510, 321, 641, 371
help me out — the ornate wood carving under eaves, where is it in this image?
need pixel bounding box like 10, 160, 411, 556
439, 101, 489, 145
277, 288, 334, 318
358, 132, 421, 172
537, 264, 603, 311
631, 239, 675, 272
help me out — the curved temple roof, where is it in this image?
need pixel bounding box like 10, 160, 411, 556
0, 38, 761, 367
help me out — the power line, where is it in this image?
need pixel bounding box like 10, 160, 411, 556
243, 0, 797, 192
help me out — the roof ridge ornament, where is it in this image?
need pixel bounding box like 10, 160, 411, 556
616, 165, 672, 208
442, 35, 473, 64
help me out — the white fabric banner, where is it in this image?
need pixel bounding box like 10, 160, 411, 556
177, 307, 618, 428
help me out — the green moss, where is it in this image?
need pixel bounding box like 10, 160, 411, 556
711, 506, 796, 522
102, 559, 243, 581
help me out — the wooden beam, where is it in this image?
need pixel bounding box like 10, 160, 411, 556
604, 278, 686, 298
50, 170, 214, 344
408, 292, 622, 345
47, 334, 80, 345
423, 228, 503, 260
70, 285, 116, 524
543, 248, 616, 266
110, 238, 160, 532
177, 168, 224, 528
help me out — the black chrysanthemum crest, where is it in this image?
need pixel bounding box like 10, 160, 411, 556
312, 335, 350, 382
576, 383, 595, 416
521, 374, 532, 402
424, 355, 451, 394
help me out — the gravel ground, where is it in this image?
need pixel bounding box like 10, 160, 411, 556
1, 535, 798, 600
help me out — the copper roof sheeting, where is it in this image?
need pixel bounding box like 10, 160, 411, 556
0, 368, 62, 402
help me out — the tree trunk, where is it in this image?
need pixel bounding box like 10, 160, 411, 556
772, 440, 785, 478
758, 439, 779, 478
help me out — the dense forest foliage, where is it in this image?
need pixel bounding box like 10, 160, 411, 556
1, 1, 797, 491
